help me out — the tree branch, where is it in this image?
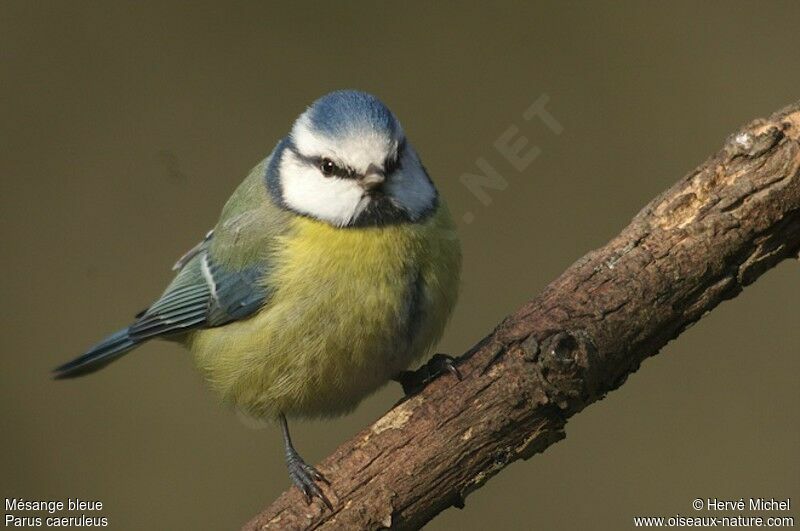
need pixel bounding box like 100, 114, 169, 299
244, 102, 800, 531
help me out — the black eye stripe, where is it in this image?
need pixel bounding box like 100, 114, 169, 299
288, 143, 402, 179
384, 138, 407, 174
286, 146, 351, 178
318, 157, 355, 179
384, 156, 401, 174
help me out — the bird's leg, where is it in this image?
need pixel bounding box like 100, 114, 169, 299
279, 413, 332, 510
394, 353, 462, 396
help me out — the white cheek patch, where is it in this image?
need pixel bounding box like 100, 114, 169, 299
385, 147, 437, 220
279, 150, 366, 226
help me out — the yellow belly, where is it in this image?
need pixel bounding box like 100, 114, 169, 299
187, 207, 460, 419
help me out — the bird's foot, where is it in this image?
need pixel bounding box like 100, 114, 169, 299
395, 353, 462, 396
286, 448, 332, 510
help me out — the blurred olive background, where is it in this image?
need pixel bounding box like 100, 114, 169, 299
2, 2, 799, 530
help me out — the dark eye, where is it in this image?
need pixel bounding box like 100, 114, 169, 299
319, 158, 338, 177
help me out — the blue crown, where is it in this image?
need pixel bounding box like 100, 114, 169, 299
305, 90, 400, 139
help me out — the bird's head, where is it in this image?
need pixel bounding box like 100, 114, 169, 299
267, 90, 438, 228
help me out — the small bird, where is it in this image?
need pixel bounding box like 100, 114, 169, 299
55, 90, 462, 506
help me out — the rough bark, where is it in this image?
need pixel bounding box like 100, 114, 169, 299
244, 102, 800, 531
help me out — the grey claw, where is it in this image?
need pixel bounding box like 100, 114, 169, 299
281, 414, 334, 510
310, 467, 330, 485
438, 354, 462, 381
288, 460, 333, 509
395, 353, 463, 395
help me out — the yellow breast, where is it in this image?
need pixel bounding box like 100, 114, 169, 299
188, 204, 460, 419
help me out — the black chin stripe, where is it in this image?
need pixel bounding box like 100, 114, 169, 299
348, 196, 413, 227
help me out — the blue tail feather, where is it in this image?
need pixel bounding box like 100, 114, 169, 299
54, 328, 138, 379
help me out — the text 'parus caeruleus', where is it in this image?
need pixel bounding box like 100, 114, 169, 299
55, 90, 462, 506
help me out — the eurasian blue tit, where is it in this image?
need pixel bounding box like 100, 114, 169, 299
56, 90, 462, 505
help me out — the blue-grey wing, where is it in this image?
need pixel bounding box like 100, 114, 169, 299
203, 254, 268, 325
129, 237, 269, 341
55, 158, 283, 378
54, 237, 270, 379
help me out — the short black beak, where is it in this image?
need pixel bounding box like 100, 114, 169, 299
359, 172, 385, 192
